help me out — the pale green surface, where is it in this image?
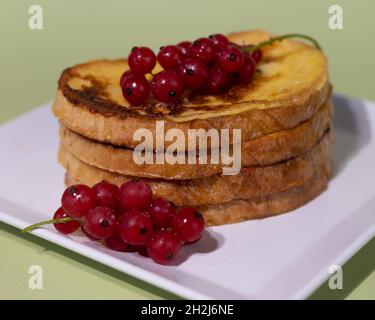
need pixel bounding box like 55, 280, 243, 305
0, 0, 374, 299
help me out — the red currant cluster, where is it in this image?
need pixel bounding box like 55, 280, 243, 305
120, 34, 262, 106
52, 180, 205, 265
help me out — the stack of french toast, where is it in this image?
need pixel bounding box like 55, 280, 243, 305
52, 30, 333, 226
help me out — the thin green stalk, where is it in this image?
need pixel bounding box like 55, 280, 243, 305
22, 217, 75, 233
242, 33, 321, 52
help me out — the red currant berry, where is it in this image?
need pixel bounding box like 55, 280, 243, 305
53, 207, 80, 234
128, 46, 156, 75
209, 34, 229, 50
137, 245, 149, 257
122, 74, 149, 106
61, 184, 96, 218
204, 67, 229, 94
217, 45, 245, 73
104, 232, 129, 251
251, 49, 263, 64
93, 181, 119, 210
149, 198, 175, 228
179, 58, 209, 89
239, 57, 256, 82
177, 41, 191, 58
118, 179, 153, 211
126, 244, 144, 253
151, 70, 185, 103
157, 45, 183, 70
188, 38, 215, 64
147, 230, 181, 264
81, 225, 100, 241
82, 206, 116, 240
120, 70, 133, 87
118, 209, 153, 245
172, 207, 205, 243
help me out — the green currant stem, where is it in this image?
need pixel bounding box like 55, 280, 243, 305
21, 217, 76, 234
242, 33, 321, 53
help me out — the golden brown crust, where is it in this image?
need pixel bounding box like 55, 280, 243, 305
52, 30, 330, 149
198, 163, 331, 226
65, 162, 331, 226
59, 101, 332, 179
58, 131, 332, 206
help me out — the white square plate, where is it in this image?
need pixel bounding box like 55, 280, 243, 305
1, 94, 374, 299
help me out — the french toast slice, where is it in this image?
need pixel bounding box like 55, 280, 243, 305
65, 160, 331, 226
198, 164, 331, 226
52, 30, 330, 149
60, 100, 332, 179
59, 131, 332, 207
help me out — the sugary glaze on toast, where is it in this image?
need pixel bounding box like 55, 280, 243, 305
61, 30, 328, 121
53, 30, 330, 148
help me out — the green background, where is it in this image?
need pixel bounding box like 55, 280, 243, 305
0, 0, 374, 299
